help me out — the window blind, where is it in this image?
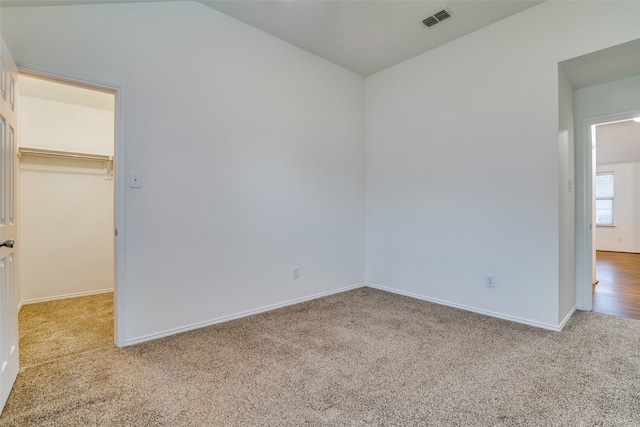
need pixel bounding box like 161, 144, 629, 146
595, 172, 614, 226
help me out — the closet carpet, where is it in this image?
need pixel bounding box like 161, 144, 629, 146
2, 287, 639, 426
18, 292, 114, 369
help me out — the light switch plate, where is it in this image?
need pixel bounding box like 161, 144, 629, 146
129, 172, 142, 188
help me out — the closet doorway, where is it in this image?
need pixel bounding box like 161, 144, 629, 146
17, 73, 116, 365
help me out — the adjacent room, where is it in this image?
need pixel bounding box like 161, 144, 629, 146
1, 0, 640, 424
592, 118, 640, 319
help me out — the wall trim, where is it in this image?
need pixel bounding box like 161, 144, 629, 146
16, 62, 127, 348
124, 283, 366, 346
366, 283, 566, 332
20, 288, 113, 307
559, 306, 577, 330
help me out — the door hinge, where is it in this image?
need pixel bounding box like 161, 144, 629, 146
115, 228, 119, 237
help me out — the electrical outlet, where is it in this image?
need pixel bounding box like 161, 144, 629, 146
617, 236, 622, 242
293, 267, 299, 279
486, 274, 496, 288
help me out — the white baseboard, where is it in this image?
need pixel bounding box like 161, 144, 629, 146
558, 306, 577, 330
366, 283, 566, 332
20, 288, 114, 307
125, 283, 366, 346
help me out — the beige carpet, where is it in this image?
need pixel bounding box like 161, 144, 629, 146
17, 292, 114, 369
2, 287, 639, 426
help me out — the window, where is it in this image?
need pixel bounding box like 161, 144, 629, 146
595, 172, 614, 226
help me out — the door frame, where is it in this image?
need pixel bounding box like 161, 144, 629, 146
18, 65, 127, 347
576, 109, 640, 312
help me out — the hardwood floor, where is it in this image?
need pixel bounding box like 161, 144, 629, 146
593, 251, 640, 320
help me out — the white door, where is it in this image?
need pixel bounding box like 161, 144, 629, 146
0, 36, 19, 414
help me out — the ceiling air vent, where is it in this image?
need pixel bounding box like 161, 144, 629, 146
422, 8, 452, 28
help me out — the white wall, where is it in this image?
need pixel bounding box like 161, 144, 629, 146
574, 75, 640, 124
1, 1, 366, 344
558, 67, 576, 323
18, 95, 114, 302
596, 162, 640, 253
365, 2, 640, 329
19, 96, 114, 154
5, 0, 640, 341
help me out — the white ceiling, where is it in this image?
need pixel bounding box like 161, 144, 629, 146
199, 0, 544, 76
596, 119, 640, 165
0, 0, 544, 76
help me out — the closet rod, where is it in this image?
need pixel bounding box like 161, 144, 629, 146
17, 146, 113, 162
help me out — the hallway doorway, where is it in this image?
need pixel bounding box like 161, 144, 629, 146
591, 118, 640, 319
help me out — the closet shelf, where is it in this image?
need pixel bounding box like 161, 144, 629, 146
17, 146, 113, 162
18, 146, 114, 180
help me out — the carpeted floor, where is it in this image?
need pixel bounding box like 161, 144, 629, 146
2, 287, 639, 426
17, 292, 114, 369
